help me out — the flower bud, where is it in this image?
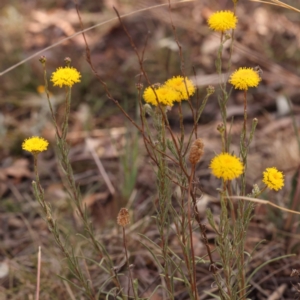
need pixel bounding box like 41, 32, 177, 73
217, 123, 225, 134
39, 56, 47, 64
206, 85, 215, 95
64, 57, 72, 66
136, 83, 144, 90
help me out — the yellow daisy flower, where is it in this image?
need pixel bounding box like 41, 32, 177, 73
262, 167, 284, 191
229, 67, 261, 91
210, 153, 243, 181
22, 136, 49, 154
51, 66, 81, 88
165, 76, 196, 101
143, 85, 179, 106
208, 10, 237, 32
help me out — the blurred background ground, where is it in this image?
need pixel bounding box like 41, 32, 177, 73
1, 0, 300, 299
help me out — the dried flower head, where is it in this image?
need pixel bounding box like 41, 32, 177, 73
51, 66, 81, 88
210, 153, 243, 181
262, 167, 284, 191
291, 269, 300, 277
208, 10, 237, 32
117, 208, 130, 227
165, 76, 195, 101
189, 138, 204, 165
143, 85, 178, 106
136, 83, 144, 90
22, 136, 49, 154
229, 67, 261, 91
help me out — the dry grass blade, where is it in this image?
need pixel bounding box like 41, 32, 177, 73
250, 0, 300, 13
0, 0, 196, 77
231, 196, 300, 215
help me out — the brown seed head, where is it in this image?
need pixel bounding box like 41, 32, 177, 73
189, 138, 204, 165
291, 269, 300, 277
117, 208, 130, 227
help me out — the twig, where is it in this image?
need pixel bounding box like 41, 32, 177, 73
86, 137, 115, 195
267, 284, 287, 300
187, 165, 198, 300
35, 246, 41, 300
63, 281, 77, 300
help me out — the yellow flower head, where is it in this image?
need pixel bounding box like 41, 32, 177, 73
37, 85, 45, 94
22, 136, 49, 154
262, 167, 284, 191
210, 153, 243, 181
208, 10, 237, 32
229, 67, 261, 90
51, 66, 81, 88
165, 76, 196, 101
143, 85, 179, 106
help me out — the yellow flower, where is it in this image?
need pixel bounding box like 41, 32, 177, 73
165, 76, 196, 101
51, 66, 81, 88
208, 10, 237, 32
37, 85, 45, 94
229, 67, 261, 90
143, 85, 179, 106
262, 167, 284, 191
22, 136, 49, 154
210, 153, 243, 181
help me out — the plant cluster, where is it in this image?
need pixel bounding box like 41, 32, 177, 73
19, 1, 298, 300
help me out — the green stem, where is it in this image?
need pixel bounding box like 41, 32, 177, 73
62, 87, 71, 140
32, 155, 96, 299
157, 110, 173, 299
